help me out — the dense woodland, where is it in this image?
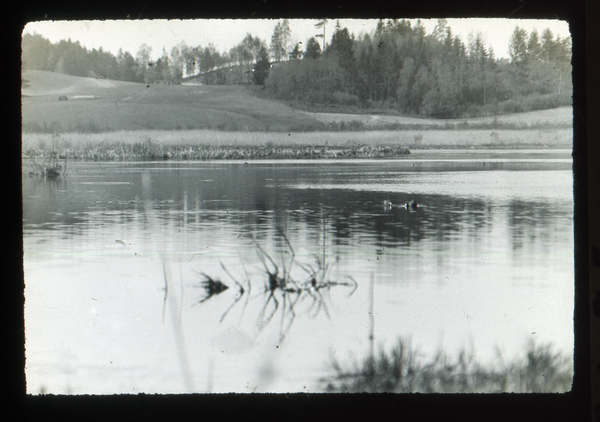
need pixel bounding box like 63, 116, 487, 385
22, 19, 572, 118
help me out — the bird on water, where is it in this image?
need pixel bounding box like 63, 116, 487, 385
405, 199, 418, 209
383, 199, 418, 209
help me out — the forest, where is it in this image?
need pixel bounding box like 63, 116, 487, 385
22, 19, 572, 118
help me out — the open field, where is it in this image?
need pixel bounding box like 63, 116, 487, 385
22, 69, 139, 96
22, 70, 322, 133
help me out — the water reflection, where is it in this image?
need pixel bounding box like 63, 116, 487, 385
22, 157, 573, 393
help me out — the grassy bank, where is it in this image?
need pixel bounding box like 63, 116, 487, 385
322, 339, 572, 393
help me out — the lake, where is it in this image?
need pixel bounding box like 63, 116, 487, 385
23, 149, 574, 394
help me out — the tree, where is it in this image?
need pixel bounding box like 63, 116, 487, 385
374, 20, 386, 38
555, 35, 572, 63
467, 33, 490, 105
253, 46, 271, 87
314, 19, 329, 51
443, 28, 454, 53
327, 23, 354, 71
355, 42, 378, 103
117, 49, 137, 81
269, 20, 291, 62
156, 49, 171, 81
168, 41, 192, 80
200, 44, 218, 73
432, 19, 449, 42
52, 39, 90, 76
280, 20, 292, 59
22, 33, 54, 71
397, 57, 416, 112
527, 29, 542, 62
190, 46, 204, 75
540, 28, 556, 62
289, 43, 303, 60
136, 44, 153, 83
304, 37, 322, 60
87, 47, 118, 79
508, 26, 528, 66
422, 60, 458, 117
413, 65, 433, 115
257, 18, 570, 116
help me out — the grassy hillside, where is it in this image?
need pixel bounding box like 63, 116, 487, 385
22, 70, 572, 135
22, 70, 324, 133
22, 70, 138, 96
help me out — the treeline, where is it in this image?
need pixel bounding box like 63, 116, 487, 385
267, 19, 572, 118
21, 31, 270, 85
22, 19, 572, 118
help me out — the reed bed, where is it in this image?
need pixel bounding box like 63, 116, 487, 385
22, 133, 68, 176
22, 128, 570, 165
322, 339, 573, 393
22, 131, 412, 162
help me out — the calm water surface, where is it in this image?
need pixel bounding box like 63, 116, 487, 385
23, 150, 574, 394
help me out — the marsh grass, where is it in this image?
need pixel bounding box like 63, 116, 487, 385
323, 339, 572, 393
22, 131, 413, 162
23, 133, 68, 176
325, 119, 570, 132
21, 116, 571, 135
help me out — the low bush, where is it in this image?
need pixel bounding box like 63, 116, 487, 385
332, 92, 359, 107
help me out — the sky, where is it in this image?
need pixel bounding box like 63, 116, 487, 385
23, 18, 570, 61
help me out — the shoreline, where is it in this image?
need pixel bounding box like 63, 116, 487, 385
22, 148, 572, 177
22, 128, 572, 149
21, 129, 572, 175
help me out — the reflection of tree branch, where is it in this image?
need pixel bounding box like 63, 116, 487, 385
192, 233, 358, 341
219, 262, 246, 323
161, 257, 168, 325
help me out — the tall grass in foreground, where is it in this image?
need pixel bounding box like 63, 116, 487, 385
322, 339, 572, 393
